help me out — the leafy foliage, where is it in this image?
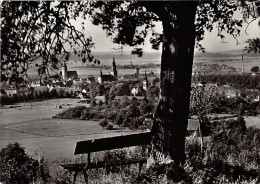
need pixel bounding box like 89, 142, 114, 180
198, 74, 260, 89
100, 118, 108, 129
57, 106, 87, 119
1, 1, 258, 82
245, 38, 260, 53
2, 0, 259, 165
251, 65, 260, 73
0, 143, 50, 184
1, 1, 95, 82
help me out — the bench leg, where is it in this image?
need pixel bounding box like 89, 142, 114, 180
73, 171, 78, 184
105, 164, 110, 175
138, 162, 144, 177
83, 170, 88, 184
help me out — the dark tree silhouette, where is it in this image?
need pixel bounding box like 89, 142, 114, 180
0, 143, 50, 184
1, 1, 259, 164
1, 1, 95, 82
244, 1, 260, 53
251, 66, 260, 73
245, 38, 260, 53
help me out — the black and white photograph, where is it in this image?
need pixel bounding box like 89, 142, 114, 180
0, 1, 260, 183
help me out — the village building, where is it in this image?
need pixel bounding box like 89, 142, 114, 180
94, 95, 106, 103
1, 82, 18, 96
131, 87, 140, 96
119, 68, 156, 86
246, 89, 260, 101
114, 96, 145, 101
131, 85, 146, 96
31, 81, 41, 87
143, 69, 149, 91
33, 86, 49, 93
61, 61, 78, 81
98, 57, 118, 84
83, 76, 95, 84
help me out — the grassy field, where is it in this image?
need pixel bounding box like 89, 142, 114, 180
0, 98, 139, 174
194, 56, 259, 73
244, 115, 260, 129
1, 98, 259, 175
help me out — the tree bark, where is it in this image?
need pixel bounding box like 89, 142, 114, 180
150, 2, 198, 164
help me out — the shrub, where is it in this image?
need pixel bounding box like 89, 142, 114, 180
0, 143, 50, 184
106, 124, 114, 131
100, 119, 108, 129
251, 66, 259, 73
57, 106, 87, 118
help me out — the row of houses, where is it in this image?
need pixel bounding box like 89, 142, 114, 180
194, 83, 260, 101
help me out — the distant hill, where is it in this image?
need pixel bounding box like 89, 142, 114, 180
194, 49, 260, 58
69, 51, 161, 65
63, 49, 260, 66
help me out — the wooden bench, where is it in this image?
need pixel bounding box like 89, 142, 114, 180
60, 132, 152, 183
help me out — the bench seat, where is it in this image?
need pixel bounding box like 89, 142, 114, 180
60, 157, 147, 172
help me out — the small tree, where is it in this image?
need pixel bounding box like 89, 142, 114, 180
90, 100, 96, 108
251, 66, 259, 73
100, 119, 108, 129
106, 124, 114, 131
50, 88, 58, 98
33, 91, 39, 99
0, 143, 50, 184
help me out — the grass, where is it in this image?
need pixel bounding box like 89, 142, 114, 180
244, 115, 260, 129
1, 99, 259, 182
0, 99, 142, 174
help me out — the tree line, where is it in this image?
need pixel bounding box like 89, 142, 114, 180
197, 74, 260, 89
0, 89, 78, 105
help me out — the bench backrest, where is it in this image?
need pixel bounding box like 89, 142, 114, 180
74, 132, 151, 155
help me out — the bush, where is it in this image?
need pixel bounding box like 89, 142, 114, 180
57, 106, 87, 118
251, 66, 259, 73
106, 124, 114, 131
100, 119, 108, 129
0, 143, 50, 184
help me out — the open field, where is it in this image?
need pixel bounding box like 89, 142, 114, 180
0, 98, 140, 173
194, 56, 260, 73
1, 98, 259, 174
208, 114, 260, 129
244, 115, 260, 129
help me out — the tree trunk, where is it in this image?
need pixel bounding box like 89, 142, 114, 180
151, 2, 198, 164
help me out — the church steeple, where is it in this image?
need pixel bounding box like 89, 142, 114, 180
62, 60, 67, 81
98, 68, 104, 84
111, 56, 118, 80
112, 56, 116, 66
143, 69, 148, 90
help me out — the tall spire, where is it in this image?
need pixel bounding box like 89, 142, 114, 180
62, 60, 67, 81
99, 68, 104, 84
112, 56, 116, 66
143, 68, 148, 90
111, 56, 118, 80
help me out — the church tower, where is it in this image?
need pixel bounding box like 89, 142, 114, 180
143, 69, 149, 90
62, 61, 67, 81
98, 69, 104, 84
135, 66, 139, 76
111, 56, 118, 80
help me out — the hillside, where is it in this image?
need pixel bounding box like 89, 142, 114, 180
194, 49, 260, 58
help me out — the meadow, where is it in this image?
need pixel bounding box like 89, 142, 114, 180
0, 98, 139, 173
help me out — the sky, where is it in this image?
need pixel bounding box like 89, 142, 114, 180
70, 7, 260, 54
